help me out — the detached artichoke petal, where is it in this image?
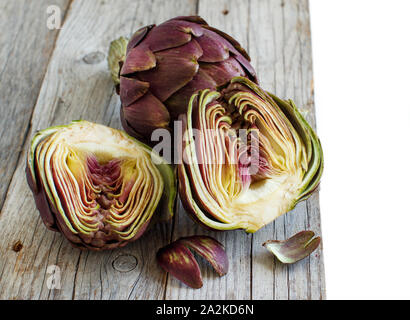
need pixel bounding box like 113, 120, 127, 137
157, 241, 203, 289
179, 236, 229, 276
263, 231, 321, 264
157, 236, 228, 289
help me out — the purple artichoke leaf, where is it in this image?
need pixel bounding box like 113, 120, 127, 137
119, 77, 149, 107
127, 25, 153, 51
157, 241, 203, 289
179, 235, 229, 276
156, 235, 229, 289
120, 45, 156, 75
263, 231, 321, 264
137, 40, 203, 102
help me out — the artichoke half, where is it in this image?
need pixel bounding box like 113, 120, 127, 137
108, 16, 257, 141
178, 77, 323, 233
26, 121, 176, 250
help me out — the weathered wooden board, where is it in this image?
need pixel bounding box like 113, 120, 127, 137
0, 0, 70, 211
248, 0, 325, 300
0, 0, 325, 300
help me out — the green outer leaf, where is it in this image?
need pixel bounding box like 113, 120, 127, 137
27, 125, 66, 191
265, 92, 323, 201
267, 94, 313, 164
107, 36, 128, 85
287, 100, 323, 200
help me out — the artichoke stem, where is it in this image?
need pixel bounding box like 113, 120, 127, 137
108, 36, 128, 86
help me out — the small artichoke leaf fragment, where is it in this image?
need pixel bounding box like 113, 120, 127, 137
263, 231, 321, 264
156, 236, 228, 289
26, 120, 176, 250
178, 77, 324, 233
108, 36, 128, 86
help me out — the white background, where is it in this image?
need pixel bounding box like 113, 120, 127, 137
310, 0, 410, 299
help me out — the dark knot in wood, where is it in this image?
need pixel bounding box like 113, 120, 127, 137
112, 254, 138, 272
12, 241, 23, 252
83, 51, 105, 64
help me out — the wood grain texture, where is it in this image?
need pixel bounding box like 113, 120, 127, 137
248, 0, 326, 300
0, 0, 70, 211
0, 0, 325, 300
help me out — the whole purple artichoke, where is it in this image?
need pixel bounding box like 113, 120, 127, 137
108, 16, 257, 141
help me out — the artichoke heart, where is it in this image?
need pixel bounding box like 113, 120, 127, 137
179, 77, 323, 232
26, 121, 175, 250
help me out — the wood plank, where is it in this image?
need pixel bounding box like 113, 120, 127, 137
249, 0, 325, 300
165, 0, 253, 300
0, 0, 70, 212
0, 0, 197, 300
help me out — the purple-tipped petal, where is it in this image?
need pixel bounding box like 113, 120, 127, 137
127, 25, 154, 51
196, 29, 230, 62
203, 25, 251, 61
157, 241, 203, 289
122, 91, 170, 137
233, 53, 257, 81
263, 231, 321, 264
165, 69, 217, 118
120, 45, 156, 75
138, 40, 203, 102
156, 235, 229, 289
171, 16, 208, 26
26, 165, 57, 231
142, 22, 191, 52
120, 108, 144, 141
119, 77, 149, 107
179, 236, 229, 276
201, 26, 257, 80
142, 20, 203, 52
200, 57, 245, 86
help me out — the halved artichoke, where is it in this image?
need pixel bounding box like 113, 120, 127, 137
178, 77, 323, 232
26, 121, 176, 250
